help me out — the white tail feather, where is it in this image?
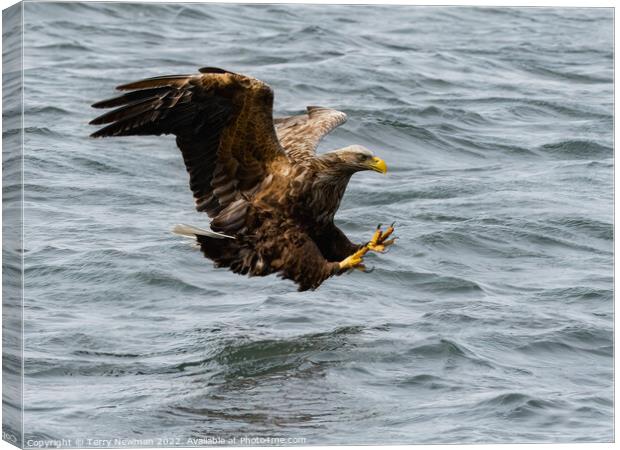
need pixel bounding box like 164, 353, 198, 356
172, 223, 235, 239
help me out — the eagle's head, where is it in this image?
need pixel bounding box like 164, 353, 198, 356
326, 145, 387, 175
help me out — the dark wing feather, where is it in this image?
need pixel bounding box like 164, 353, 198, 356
197, 222, 341, 291
90, 70, 288, 226
274, 106, 347, 162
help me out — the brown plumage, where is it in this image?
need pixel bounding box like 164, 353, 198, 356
90, 67, 394, 291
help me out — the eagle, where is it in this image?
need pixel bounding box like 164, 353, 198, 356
90, 67, 396, 291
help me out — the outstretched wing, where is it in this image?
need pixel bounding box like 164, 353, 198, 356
274, 106, 347, 162
90, 67, 288, 225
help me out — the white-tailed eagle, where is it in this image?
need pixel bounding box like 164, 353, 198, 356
90, 67, 395, 291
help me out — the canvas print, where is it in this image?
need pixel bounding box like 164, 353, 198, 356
2, 2, 613, 447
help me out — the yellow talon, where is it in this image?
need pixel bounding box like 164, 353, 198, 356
339, 222, 396, 272
368, 243, 385, 252
367, 223, 397, 253
339, 246, 369, 270
370, 226, 382, 244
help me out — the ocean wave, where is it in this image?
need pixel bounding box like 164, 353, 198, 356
26, 105, 73, 115
407, 272, 484, 294
536, 286, 612, 303
547, 217, 612, 241
130, 269, 217, 295
539, 140, 612, 159
405, 339, 495, 370
518, 62, 612, 84
516, 334, 612, 357
31, 42, 91, 52
25, 358, 161, 378
396, 373, 454, 390
473, 392, 568, 420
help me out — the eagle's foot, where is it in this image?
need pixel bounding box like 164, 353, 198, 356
366, 222, 396, 253
339, 246, 370, 272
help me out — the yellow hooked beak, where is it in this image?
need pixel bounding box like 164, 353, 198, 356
369, 156, 388, 174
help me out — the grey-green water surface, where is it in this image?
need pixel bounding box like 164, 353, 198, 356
14, 3, 613, 445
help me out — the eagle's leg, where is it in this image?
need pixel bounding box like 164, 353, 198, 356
366, 222, 396, 253
339, 246, 371, 272
337, 223, 396, 271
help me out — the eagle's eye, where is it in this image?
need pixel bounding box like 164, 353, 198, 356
357, 153, 370, 162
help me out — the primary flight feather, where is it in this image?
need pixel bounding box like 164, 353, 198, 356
90, 67, 396, 291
